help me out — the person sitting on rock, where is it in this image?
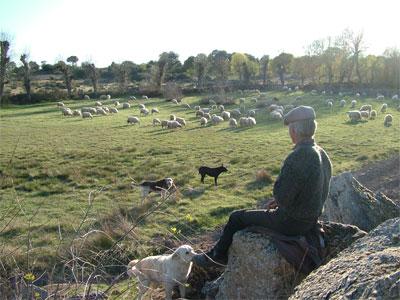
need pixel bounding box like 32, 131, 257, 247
192, 105, 333, 268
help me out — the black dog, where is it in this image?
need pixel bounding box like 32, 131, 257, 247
198, 165, 228, 186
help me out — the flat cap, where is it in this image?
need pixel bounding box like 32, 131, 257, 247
283, 105, 316, 125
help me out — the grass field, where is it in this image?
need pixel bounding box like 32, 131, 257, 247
0, 90, 399, 287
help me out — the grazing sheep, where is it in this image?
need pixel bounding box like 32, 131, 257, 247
167, 120, 182, 129
369, 110, 377, 120
151, 108, 159, 114
339, 99, 346, 107
229, 118, 237, 128
211, 104, 217, 110
203, 113, 211, 120
230, 109, 241, 118
196, 110, 204, 118
219, 105, 225, 112
110, 107, 118, 113
384, 114, 393, 127
202, 108, 211, 114
212, 115, 224, 125
360, 110, 370, 119
161, 120, 169, 128
122, 102, 131, 109
247, 110, 256, 117
183, 103, 191, 109
57, 102, 65, 107
143, 95, 149, 100
267, 104, 279, 112
355, 93, 360, 97
376, 94, 384, 100
172, 99, 179, 104
221, 111, 231, 120
138, 103, 146, 110
127, 245, 195, 300
380, 103, 388, 113
270, 110, 283, 120
347, 111, 362, 122
84, 95, 90, 100
127, 116, 140, 125
392, 94, 399, 100
62, 108, 73, 117
351, 100, 357, 108
239, 117, 248, 127
129, 95, 136, 100
82, 112, 93, 119
72, 110, 82, 117
284, 105, 294, 111
169, 114, 176, 121
194, 105, 201, 111
102, 106, 110, 113
360, 104, 372, 112
99, 95, 107, 100
153, 118, 161, 126
95, 101, 102, 107
97, 108, 108, 115
106, 95, 111, 100
200, 117, 208, 126
85, 107, 97, 114
176, 117, 186, 126
114, 101, 120, 106
140, 108, 150, 116
247, 117, 256, 126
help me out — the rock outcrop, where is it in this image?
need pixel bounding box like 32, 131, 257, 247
290, 217, 400, 299
203, 222, 366, 300
322, 172, 400, 231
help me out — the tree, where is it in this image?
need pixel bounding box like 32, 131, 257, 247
56, 60, 73, 98
182, 56, 195, 78
231, 53, 258, 85
0, 33, 11, 105
348, 30, 365, 84
67, 55, 79, 66
383, 48, 400, 91
20, 54, 32, 101
271, 52, 293, 86
82, 62, 99, 94
152, 52, 182, 89
111, 61, 134, 93
208, 50, 230, 86
193, 53, 208, 88
260, 55, 270, 86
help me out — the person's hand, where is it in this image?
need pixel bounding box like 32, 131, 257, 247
267, 199, 278, 210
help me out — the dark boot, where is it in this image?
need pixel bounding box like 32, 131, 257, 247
192, 249, 228, 269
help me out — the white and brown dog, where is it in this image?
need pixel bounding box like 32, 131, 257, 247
131, 177, 174, 204
127, 245, 196, 300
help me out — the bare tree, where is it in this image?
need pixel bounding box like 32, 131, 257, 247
56, 60, 73, 98
82, 62, 98, 95
194, 53, 208, 89
260, 55, 270, 86
0, 33, 11, 106
350, 31, 365, 84
20, 54, 32, 101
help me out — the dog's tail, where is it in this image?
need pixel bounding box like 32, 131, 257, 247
127, 259, 140, 277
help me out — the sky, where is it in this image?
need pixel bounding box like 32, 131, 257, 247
1, 0, 399, 67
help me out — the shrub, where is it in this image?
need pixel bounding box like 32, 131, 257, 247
255, 169, 273, 185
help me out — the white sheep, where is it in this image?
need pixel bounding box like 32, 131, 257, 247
127, 116, 140, 125
161, 120, 169, 128
140, 108, 150, 116
143, 95, 149, 100
176, 117, 186, 126
247, 117, 256, 126
61, 107, 73, 116
73, 110, 82, 117
211, 104, 217, 110
122, 103, 131, 109
339, 99, 346, 107
360, 104, 372, 112
229, 118, 237, 128
376, 94, 384, 100
151, 108, 159, 114
347, 111, 361, 122
138, 103, 146, 110
167, 120, 182, 129
360, 110, 370, 119
202, 108, 211, 114
219, 105, 225, 112
84, 95, 90, 100
384, 114, 393, 127
380, 103, 388, 113
196, 110, 204, 118
351, 100, 357, 108
106, 95, 111, 100
209, 99, 216, 105
356, 93, 361, 97
95, 101, 102, 107
171, 99, 179, 105
230, 109, 241, 118
114, 101, 120, 106
97, 108, 107, 115
270, 110, 283, 120
110, 107, 118, 113
221, 111, 231, 121
82, 112, 93, 119
211, 115, 223, 125
129, 95, 136, 100
153, 118, 161, 126
200, 117, 208, 126
247, 110, 256, 117
327, 101, 333, 109
169, 114, 176, 121
369, 110, 377, 120
102, 106, 110, 113
57, 102, 65, 107
203, 113, 211, 120
194, 105, 201, 111
183, 103, 191, 109
392, 94, 399, 100
82, 107, 97, 114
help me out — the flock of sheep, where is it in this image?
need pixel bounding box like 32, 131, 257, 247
56, 89, 398, 130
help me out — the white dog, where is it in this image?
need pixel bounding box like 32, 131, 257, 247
127, 245, 196, 300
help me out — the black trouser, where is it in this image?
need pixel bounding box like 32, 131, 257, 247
212, 208, 316, 258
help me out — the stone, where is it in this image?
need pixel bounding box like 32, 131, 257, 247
322, 172, 400, 231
